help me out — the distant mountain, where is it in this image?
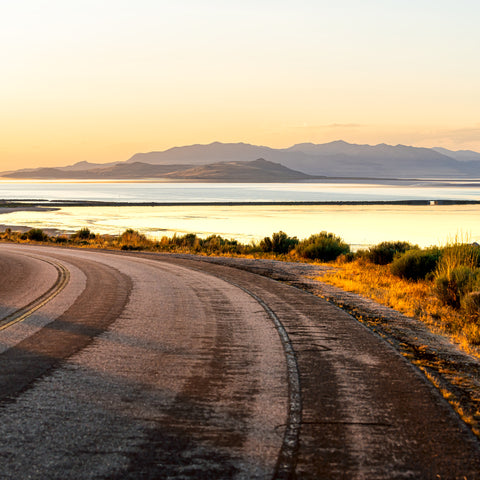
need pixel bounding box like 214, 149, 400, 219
2, 163, 193, 180
432, 147, 480, 162
126, 142, 278, 166
2, 159, 315, 182
77, 162, 193, 178
162, 158, 314, 181
124, 141, 480, 178
1, 160, 122, 176
283, 141, 474, 177
3, 141, 480, 179
57, 160, 120, 171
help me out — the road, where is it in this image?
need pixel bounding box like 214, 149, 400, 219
0, 244, 479, 479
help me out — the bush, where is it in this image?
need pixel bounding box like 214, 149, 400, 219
436, 243, 480, 276
54, 235, 68, 243
203, 235, 240, 254
118, 229, 151, 250
433, 241, 480, 309
462, 291, 480, 320
366, 241, 415, 265
390, 248, 442, 281
180, 233, 198, 248
337, 252, 355, 264
26, 228, 47, 242
73, 227, 94, 240
260, 231, 298, 254
120, 244, 144, 251
296, 232, 350, 261
434, 266, 480, 309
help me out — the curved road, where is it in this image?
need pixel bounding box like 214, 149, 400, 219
0, 244, 479, 479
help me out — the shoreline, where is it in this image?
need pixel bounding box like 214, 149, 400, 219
1, 199, 480, 208
2, 176, 480, 185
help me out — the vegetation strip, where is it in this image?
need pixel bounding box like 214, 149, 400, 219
0, 256, 70, 331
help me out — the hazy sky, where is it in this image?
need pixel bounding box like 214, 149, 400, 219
1, 1, 479, 168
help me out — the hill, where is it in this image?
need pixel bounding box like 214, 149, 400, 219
2, 159, 315, 182
3, 141, 480, 179
2, 163, 193, 180
162, 158, 315, 181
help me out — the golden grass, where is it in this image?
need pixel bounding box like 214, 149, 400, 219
320, 259, 480, 353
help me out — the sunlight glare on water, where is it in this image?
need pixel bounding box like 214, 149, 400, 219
1, 204, 479, 249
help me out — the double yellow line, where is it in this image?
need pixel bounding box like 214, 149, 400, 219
0, 258, 70, 332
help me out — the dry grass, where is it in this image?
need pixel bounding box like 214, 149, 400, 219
437, 233, 480, 276
320, 259, 480, 352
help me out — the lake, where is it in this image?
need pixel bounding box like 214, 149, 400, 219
1, 180, 479, 248
1, 179, 480, 203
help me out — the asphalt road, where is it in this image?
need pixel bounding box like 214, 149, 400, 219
0, 244, 479, 479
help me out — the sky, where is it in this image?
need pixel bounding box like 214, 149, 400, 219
1, 1, 480, 169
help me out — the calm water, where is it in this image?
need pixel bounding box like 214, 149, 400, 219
1, 181, 479, 248
0, 179, 480, 202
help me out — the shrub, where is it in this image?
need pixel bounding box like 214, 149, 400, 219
120, 244, 144, 251
296, 232, 350, 261
118, 229, 151, 250
203, 235, 240, 254
169, 233, 199, 248
366, 241, 415, 265
462, 291, 480, 320
54, 235, 68, 243
390, 248, 442, 281
0, 228, 12, 240
434, 266, 479, 309
26, 228, 47, 242
436, 242, 480, 277
73, 227, 94, 240
336, 252, 355, 264
181, 233, 198, 247
259, 236, 273, 252
260, 231, 298, 254
433, 240, 480, 309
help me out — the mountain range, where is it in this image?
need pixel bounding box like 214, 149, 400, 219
3, 140, 480, 180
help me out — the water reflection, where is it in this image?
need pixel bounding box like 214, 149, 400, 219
1, 204, 479, 249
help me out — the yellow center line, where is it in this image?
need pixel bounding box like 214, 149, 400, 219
0, 257, 70, 332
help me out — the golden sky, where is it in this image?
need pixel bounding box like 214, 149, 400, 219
1, 1, 479, 169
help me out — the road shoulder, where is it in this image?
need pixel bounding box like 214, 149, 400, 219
166, 253, 480, 440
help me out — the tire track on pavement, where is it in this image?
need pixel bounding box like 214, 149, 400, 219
0, 255, 70, 331
0, 247, 289, 479
0, 253, 132, 403
218, 278, 301, 480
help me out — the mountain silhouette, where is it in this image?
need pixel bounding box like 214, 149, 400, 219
3, 141, 480, 179
2, 159, 315, 182
124, 141, 480, 177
